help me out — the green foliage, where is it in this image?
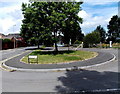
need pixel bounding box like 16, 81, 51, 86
94, 25, 106, 43
61, 2, 84, 44
83, 31, 100, 47
2, 39, 14, 49
20, 2, 83, 51
2, 39, 11, 43
107, 15, 120, 42
74, 40, 82, 44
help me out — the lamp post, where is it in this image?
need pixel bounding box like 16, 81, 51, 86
13, 25, 16, 48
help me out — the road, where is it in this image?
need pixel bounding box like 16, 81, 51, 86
0, 47, 27, 93
0, 48, 119, 93
0, 46, 37, 93
0, 46, 39, 61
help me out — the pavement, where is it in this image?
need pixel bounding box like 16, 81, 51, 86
1, 47, 120, 92
1, 48, 115, 72
0, 47, 29, 61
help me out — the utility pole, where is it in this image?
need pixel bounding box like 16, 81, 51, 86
14, 37, 16, 48
13, 25, 16, 48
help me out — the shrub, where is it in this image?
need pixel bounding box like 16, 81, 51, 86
74, 40, 82, 44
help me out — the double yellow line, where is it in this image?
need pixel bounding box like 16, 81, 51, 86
0, 50, 31, 72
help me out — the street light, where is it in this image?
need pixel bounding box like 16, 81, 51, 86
13, 25, 16, 48
14, 37, 16, 48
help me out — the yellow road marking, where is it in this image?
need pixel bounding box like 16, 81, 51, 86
0, 50, 31, 72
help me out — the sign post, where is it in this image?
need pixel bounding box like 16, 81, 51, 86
28, 55, 38, 64
109, 41, 112, 48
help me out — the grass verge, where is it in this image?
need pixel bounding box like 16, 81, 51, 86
21, 50, 98, 64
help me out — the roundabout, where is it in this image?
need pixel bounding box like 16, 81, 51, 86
1, 48, 119, 93
1, 48, 116, 72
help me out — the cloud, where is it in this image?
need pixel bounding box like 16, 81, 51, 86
0, 1, 26, 35
0, 18, 15, 34
78, 1, 118, 34
79, 12, 116, 34
83, 0, 120, 5
78, 10, 90, 20
0, 0, 30, 35
0, 0, 29, 3
81, 16, 108, 28
0, 0, 119, 35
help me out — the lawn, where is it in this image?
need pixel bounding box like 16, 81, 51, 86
21, 50, 98, 64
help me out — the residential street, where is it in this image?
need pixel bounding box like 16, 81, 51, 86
0, 48, 119, 93
0, 46, 38, 61
0, 0, 119, 93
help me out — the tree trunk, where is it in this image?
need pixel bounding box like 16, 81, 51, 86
37, 40, 40, 49
54, 31, 58, 52
38, 44, 39, 49
54, 42, 58, 52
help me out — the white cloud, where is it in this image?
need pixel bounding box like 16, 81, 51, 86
81, 16, 107, 28
0, 18, 15, 34
80, 14, 112, 33
83, 0, 120, 5
0, 5, 21, 14
78, 10, 90, 20
0, 1, 26, 35
78, 0, 118, 34
78, 9, 116, 34
0, 0, 118, 35
0, 0, 29, 3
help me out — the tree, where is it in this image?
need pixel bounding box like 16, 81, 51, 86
61, 2, 83, 44
46, 2, 83, 51
20, 2, 53, 48
94, 25, 106, 43
20, 2, 83, 52
107, 15, 120, 42
83, 31, 100, 47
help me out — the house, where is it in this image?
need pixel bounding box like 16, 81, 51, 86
0, 33, 5, 38
1, 33, 26, 49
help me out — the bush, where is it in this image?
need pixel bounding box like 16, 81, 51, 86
2, 39, 14, 49
83, 31, 100, 48
97, 43, 109, 48
112, 43, 120, 48
2, 39, 11, 43
74, 40, 82, 44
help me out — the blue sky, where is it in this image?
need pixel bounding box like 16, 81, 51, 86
78, 0, 118, 34
0, 0, 119, 35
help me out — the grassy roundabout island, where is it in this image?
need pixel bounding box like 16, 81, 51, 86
21, 50, 98, 64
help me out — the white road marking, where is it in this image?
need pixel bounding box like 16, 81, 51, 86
1, 53, 116, 72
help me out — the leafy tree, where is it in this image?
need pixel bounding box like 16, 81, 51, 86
46, 2, 83, 51
107, 15, 120, 42
20, 2, 83, 52
61, 2, 83, 44
20, 2, 53, 48
94, 25, 106, 43
83, 31, 100, 47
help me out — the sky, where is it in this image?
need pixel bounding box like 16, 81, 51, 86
0, 0, 119, 35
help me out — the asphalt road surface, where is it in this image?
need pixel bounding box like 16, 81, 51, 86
0, 48, 120, 93
0, 46, 39, 61
4, 49, 114, 70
